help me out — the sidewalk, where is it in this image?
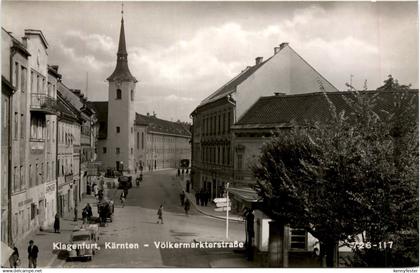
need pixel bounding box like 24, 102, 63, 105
177, 175, 244, 222
14, 194, 98, 268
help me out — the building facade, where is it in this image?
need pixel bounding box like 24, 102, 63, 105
1, 27, 98, 246
190, 43, 338, 199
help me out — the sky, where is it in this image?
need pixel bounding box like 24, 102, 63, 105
2, 1, 418, 122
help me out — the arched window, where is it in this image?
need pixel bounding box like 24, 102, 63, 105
131, 90, 134, 101
116, 89, 122, 100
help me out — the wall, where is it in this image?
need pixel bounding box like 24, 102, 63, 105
236, 45, 338, 121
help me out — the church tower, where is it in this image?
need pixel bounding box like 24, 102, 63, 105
106, 7, 137, 173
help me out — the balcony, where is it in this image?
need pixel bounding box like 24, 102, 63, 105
30, 93, 57, 114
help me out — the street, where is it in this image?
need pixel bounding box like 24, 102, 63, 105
52, 170, 246, 267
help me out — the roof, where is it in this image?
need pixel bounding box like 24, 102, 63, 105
199, 59, 269, 107
90, 101, 108, 139
106, 17, 137, 82
229, 187, 262, 203
57, 94, 80, 122
235, 90, 419, 128
24, 29, 48, 49
135, 113, 191, 137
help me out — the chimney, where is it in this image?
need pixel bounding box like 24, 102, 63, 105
274, 92, 286, 97
255, 57, 263, 65
146, 112, 150, 116
274, 46, 280, 54
279, 42, 289, 50
51, 65, 59, 72
153, 111, 156, 117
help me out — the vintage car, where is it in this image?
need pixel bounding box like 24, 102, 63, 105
67, 229, 97, 261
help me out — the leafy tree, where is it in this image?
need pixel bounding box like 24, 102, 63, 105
251, 77, 418, 267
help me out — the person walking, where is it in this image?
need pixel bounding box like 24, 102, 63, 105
9, 246, 19, 268
195, 192, 200, 205
120, 191, 126, 208
27, 240, 39, 268
53, 213, 60, 233
200, 189, 205, 206
179, 191, 185, 206
157, 204, 164, 224
74, 206, 78, 221
184, 198, 191, 215
204, 191, 209, 206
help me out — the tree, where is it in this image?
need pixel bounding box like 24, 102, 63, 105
251, 77, 418, 267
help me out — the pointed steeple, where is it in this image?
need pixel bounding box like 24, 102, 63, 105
107, 4, 137, 82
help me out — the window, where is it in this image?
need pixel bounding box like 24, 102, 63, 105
131, 90, 134, 101
13, 166, 18, 191
116, 126, 120, 133
131, 148, 133, 154
103, 147, 107, 154
141, 132, 144, 149
116, 89, 122, 100
14, 62, 19, 88
116, 147, 120, 154
14, 112, 18, 139
20, 114, 24, 139
52, 121, 55, 142
218, 115, 221, 134
21, 66, 26, 92
31, 71, 35, 92
29, 164, 32, 187
136, 132, 139, 149
131, 127, 133, 133
237, 154, 243, 170
47, 120, 50, 141
228, 112, 231, 132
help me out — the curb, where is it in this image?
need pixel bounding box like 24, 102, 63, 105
176, 177, 244, 223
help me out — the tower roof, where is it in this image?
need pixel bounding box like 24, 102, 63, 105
107, 14, 137, 82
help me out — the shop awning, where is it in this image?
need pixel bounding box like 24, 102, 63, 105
229, 187, 262, 203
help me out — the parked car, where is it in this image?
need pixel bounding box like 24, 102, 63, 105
67, 229, 97, 261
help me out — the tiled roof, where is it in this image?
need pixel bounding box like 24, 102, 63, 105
199, 60, 269, 107
90, 101, 108, 139
236, 90, 419, 127
135, 113, 191, 137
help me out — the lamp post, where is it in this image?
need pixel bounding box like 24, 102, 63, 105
226, 182, 229, 239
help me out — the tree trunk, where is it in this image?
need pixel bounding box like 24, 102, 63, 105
320, 240, 339, 267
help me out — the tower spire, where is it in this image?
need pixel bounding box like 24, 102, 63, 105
107, 3, 137, 82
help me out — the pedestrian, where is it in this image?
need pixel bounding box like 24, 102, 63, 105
92, 183, 97, 197
204, 191, 209, 206
54, 213, 60, 233
120, 191, 126, 208
74, 206, 78, 221
177, 168, 180, 176
9, 246, 19, 268
200, 189, 205, 206
179, 191, 185, 206
195, 192, 200, 205
184, 199, 191, 215
157, 204, 163, 224
27, 240, 39, 268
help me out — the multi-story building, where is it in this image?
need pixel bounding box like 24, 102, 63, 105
56, 82, 81, 216
190, 43, 338, 199
1, 27, 99, 246
134, 113, 191, 171
1, 28, 30, 244
92, 12, 190, 173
